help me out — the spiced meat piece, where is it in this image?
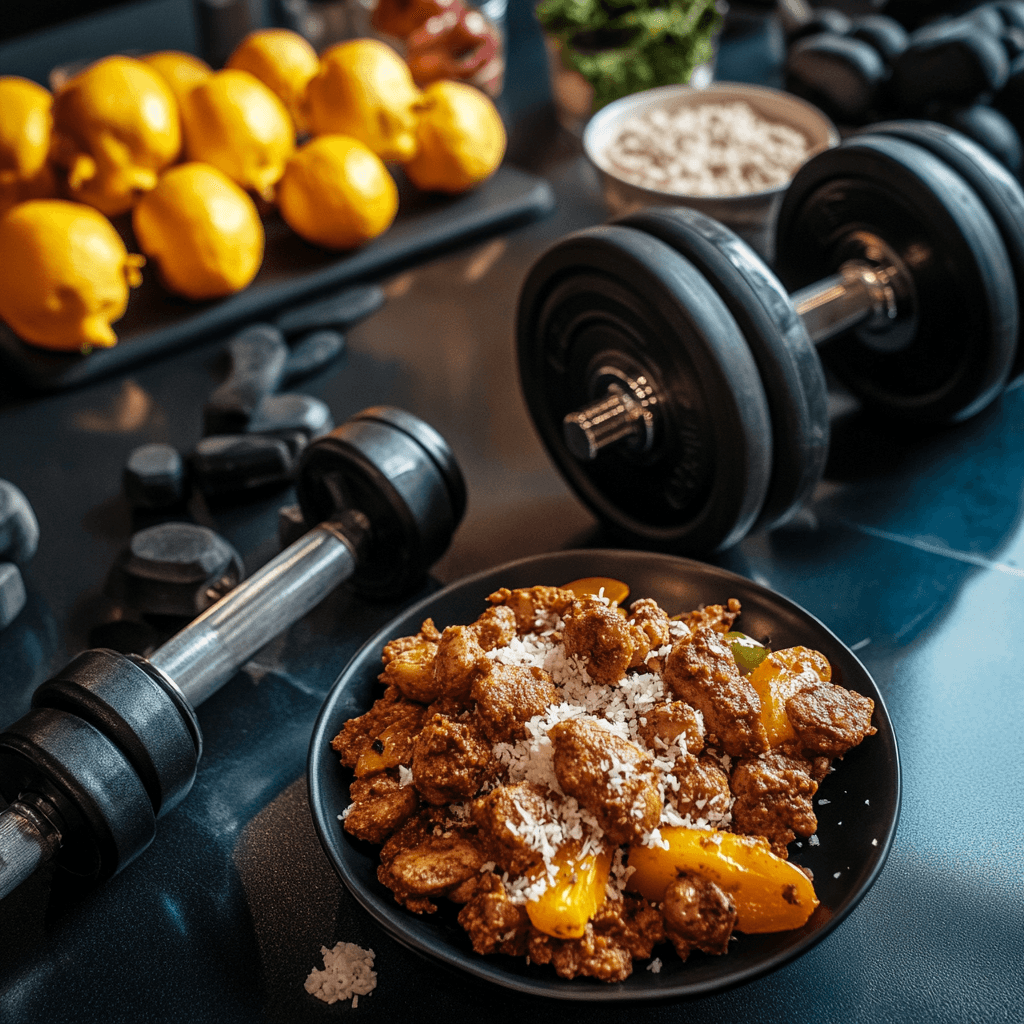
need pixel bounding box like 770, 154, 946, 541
730, 751, 818, 857
676, 598, 741, 634
527, 896, 664, 982
331, 685, 427, 769
432, 624, 490, 698
786, 684, 877, 759
377, 810, 486, 914
661, 871, 738, 961
663, 626, 769, 757
344, 771, 419, 844
561, 597, 637, 687
549, 717, 662, 844
668, 753, 732, 822
471, 603, 517, 649
471, 782, 552, 875
487, 585, 576, 634
637, 700, 705, 755
411, 712, 494, 805
457, 872, 529, 956
472, 662, 557, 743
628, 598, 673, 649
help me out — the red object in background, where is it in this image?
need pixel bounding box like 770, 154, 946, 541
406, 6, 503, 95
371, 0, 456, 40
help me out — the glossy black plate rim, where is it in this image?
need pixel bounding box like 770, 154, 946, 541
307, 549, 901, 1002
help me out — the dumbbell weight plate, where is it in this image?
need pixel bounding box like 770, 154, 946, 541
866, 119, 1024, 385
295, 407, 466, 597
775, 135, 1017, 421
517, 225, 773, 553
0, 707, 155, 882
618, 207, 829, 533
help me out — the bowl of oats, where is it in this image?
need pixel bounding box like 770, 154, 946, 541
582, 82, 839, 258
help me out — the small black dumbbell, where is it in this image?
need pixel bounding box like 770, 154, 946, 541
108, 522, 245, 619
123, 443, 187, 510
889, 17, 1010, 112
786, 33, 889, 124
0, 406, 465, 900
0, 480, 39, 631
517, 122, 1024, 553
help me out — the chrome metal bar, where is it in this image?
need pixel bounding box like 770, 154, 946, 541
150, 522, 358, 708
792, 260, 898, 345
0, 801, 61, 901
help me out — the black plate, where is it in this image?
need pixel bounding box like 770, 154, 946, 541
307, 549, 901, 1002
0, 165, 555, 392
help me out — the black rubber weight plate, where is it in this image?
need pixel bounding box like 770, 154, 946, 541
866, 119, 1024, 387
307, 548, 901, 1002
775, 135, 1017, 422
619, 207, 830, 533
516, 225, 773, 554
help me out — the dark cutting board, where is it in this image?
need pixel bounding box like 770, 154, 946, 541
0, 165, 555, 392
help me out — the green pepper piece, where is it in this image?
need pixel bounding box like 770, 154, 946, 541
724, 631, 768, 674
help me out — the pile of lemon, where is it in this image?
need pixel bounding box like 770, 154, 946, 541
0, 31, 507, 353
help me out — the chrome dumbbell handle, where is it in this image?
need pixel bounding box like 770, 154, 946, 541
0, 520, 360, 902
150, 520, 359, 708
565, 252, 906, 461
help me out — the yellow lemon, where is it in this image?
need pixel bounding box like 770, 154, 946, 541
50, 56, 181, 217
180, 69, 295, 202
226, 29, 319, 136
277, 135, 398, 249
305, 39, 421, 163
0, 76, 57, 215
132, 162, 264, 300
0, 199, 144, 352
403, 79, 505, 193
140, 50, 213, 107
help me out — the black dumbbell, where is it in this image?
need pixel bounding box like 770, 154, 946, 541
0, 480, 39, 631
786, 32, 889, 125
889, 17, 1010, 111
516, 123, 1024, 553
0, 406, 465, 900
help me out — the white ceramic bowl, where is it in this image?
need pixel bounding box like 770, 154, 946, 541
583, 81, 840, 259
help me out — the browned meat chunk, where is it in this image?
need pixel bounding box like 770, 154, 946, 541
629, 598, 673, 650
471, 782, 553, 875
472, 663, 557, 743
432, 624, 490, 698
663, 626, 769, 757
381, 618, 440, 663
487, 585, 576, 633
377, 809, 486, 912
637, 701, 705, 755
549, 718, 662, 844
661, 871, 737, 961
527, 896, 663, 982
411, 713, 494, 805
344, 771, 419, 844
786, 684, 877, 759
471, 603, 517, 649
731, 752, 818, 857
457, 872, 529, 956
562, 598, 637, 687
677, 598, 741, 634
668, 753, 732, 822
331, 685, 426, 769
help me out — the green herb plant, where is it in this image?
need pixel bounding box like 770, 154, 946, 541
536, 0, 722, 112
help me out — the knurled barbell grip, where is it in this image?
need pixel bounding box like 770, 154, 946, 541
149, 520, 360, 708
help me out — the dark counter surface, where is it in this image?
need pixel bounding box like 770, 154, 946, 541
1, 5, 1022, 1022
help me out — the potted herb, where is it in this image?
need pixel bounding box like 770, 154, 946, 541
536, 0, 723, 132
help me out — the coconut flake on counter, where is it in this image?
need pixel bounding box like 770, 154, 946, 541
305, 942, 377, 1007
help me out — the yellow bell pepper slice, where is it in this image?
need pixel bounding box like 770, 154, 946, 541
526, 843, 614, 939
561, 577, 630, 607
627, 827, 818, 933
747, 647, 831, 747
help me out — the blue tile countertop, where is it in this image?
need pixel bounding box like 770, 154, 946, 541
1, 3, 1022, 1022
